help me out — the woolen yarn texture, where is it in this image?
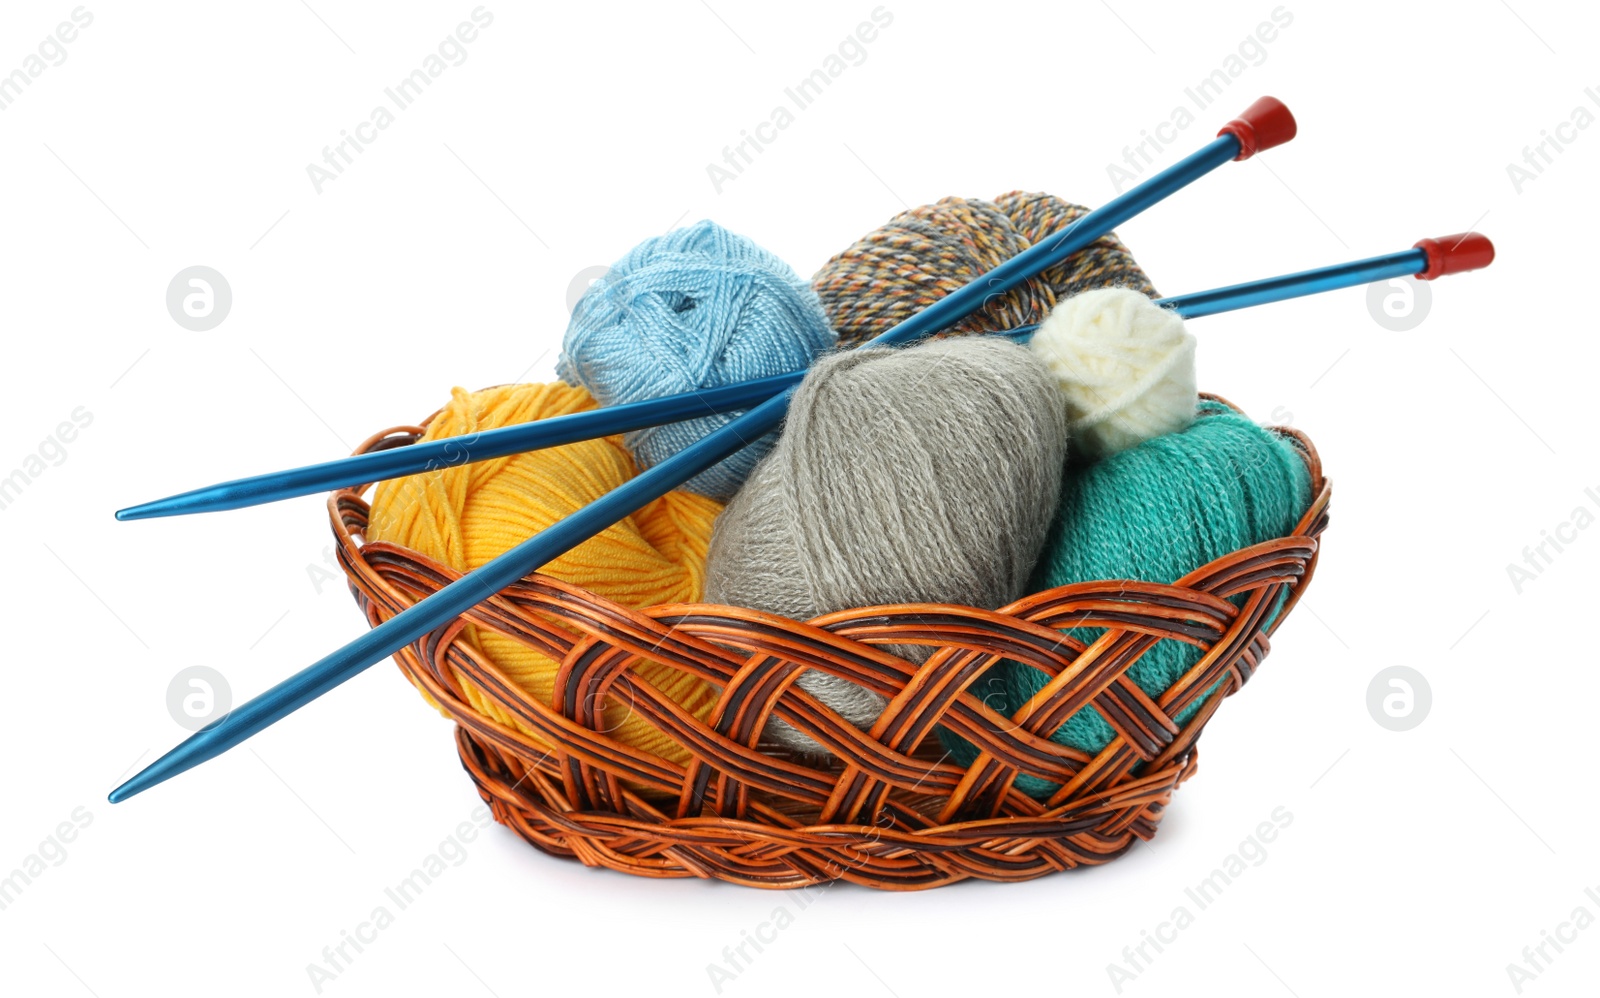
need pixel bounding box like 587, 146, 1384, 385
940, 400, 1312, 796
1030, 287, 1198, 458
703, 336, 1069, 755
366, 381, 724, 766
557, 219, 836, 501
812, 191, 1159, 348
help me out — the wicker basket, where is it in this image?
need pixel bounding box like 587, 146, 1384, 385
329, 394, 1328, 890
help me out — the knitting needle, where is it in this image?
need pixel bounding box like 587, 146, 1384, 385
1158, 232, 1494, 317
110, 96, 1296, 803
115, 96, 1296, 524
115, 333, 1038, 523
108, 230, 1494, 808
113, 370, 811, 521
118, 227, 1492, 522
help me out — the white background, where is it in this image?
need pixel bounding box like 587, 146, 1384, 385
1, 1, 1596, 995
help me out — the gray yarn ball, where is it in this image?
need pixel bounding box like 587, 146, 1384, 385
703, 336, 1069, 755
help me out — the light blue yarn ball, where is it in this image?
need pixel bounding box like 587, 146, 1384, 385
556, 220, 837, 501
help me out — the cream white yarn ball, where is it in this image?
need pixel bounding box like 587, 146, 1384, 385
1029, 287, 1198, 458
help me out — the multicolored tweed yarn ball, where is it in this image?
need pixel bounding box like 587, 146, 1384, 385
811, 192, 1159, 347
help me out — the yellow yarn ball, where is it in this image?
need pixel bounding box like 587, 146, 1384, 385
366, 381, 724, 765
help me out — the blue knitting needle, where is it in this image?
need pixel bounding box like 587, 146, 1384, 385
106, 233, 1494, 806
114, 96, 1296, 526
1160, 231, 1493, 317
113, 371, 809, 521
109, 96, 1296, 803
117, 226, 1493, 521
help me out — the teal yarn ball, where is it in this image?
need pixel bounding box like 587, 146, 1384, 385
941, 401, 1312, 797
556, 220, 836, 501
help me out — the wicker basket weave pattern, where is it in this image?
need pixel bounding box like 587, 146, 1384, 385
330, 398, 1328, 890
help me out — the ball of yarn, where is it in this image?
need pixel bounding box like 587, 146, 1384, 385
366, 381, 723, 765
812, 191, 1159, 348
1030, 287, 1198, 459
704, 336, 1069, 755
940, 401, 1312, 796
557, 219, 837, 502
